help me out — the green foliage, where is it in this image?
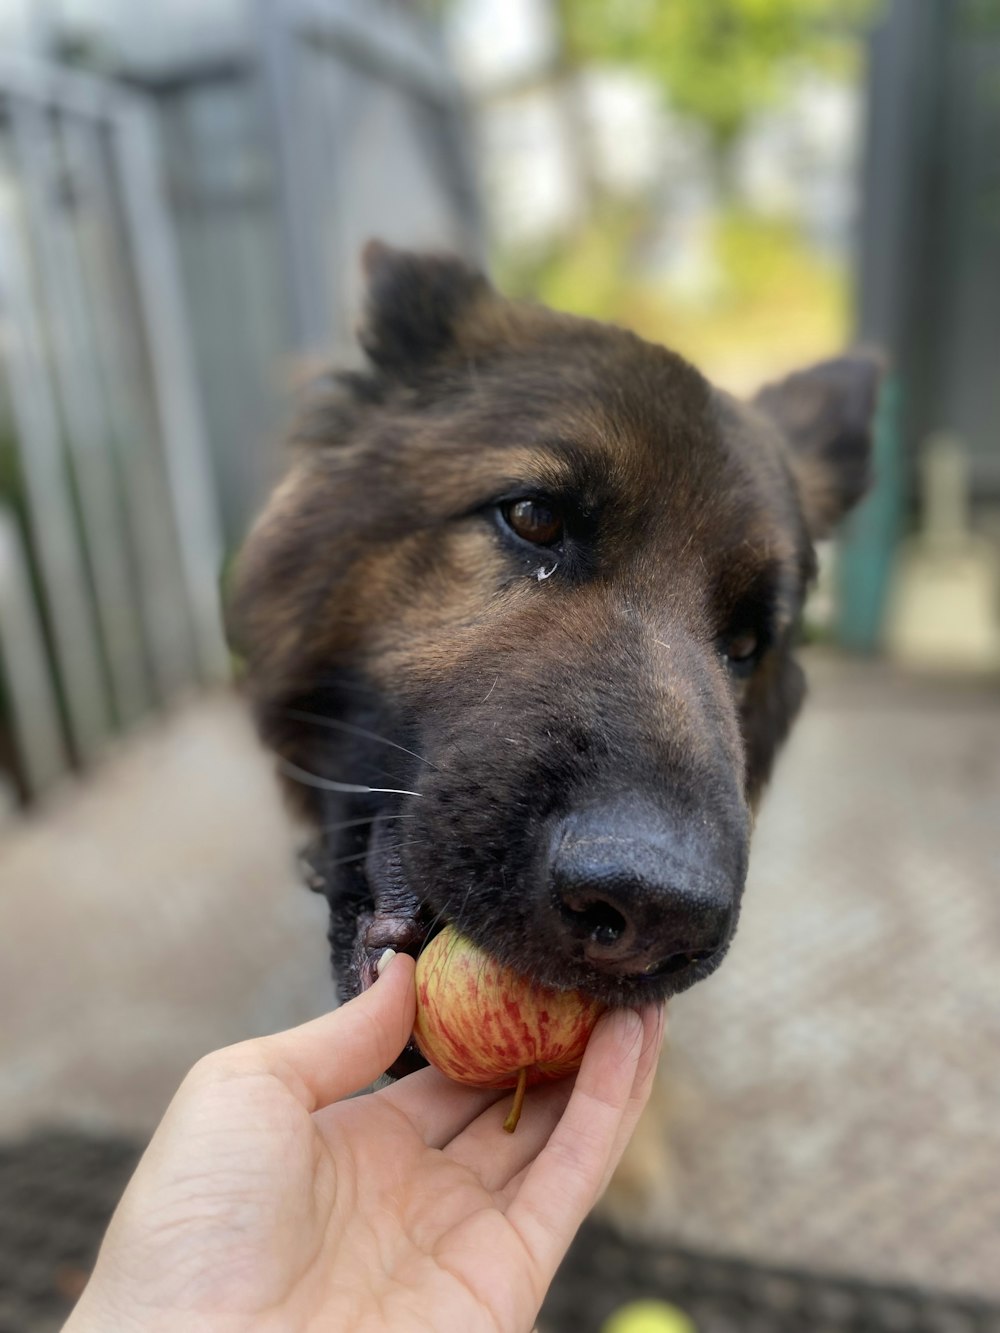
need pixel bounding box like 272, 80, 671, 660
498, 201, 642, 319
558, 0, 874, 152
496, 202, 849, 388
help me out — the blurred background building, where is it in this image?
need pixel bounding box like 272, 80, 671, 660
0, 2, 998, 1330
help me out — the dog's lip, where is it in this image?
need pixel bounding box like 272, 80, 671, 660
355, 892, 443, 994
596, 946, 721, 982
357, 895, 709, 1008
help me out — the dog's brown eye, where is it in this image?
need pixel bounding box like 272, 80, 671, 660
502, 498, 563, 546
724, 630, 759, 664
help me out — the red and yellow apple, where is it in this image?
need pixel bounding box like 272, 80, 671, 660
412, 926, 605, 1130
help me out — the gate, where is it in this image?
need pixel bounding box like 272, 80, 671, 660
0, 57, 227, 798
0, 2, 483, 803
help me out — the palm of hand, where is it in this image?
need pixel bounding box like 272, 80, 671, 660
136, 1076, 559, 1331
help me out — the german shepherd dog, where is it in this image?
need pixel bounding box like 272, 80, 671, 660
230, 243, 880, 1078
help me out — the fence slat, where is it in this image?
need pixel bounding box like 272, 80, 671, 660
0, 182, 112, 761
112, 101, 229, 683
10, 98, 151, 726
61, 115, 199, 701
0, 507, 69, 792
253, 0, 331, 351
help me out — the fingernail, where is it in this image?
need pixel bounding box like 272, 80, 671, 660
376, 947, 397, 978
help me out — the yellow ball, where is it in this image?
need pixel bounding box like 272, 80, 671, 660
601, 1298, 697, 1333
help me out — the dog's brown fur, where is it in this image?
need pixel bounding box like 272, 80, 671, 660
230, 244, 880, 1049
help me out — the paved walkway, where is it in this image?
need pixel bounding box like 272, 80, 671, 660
662, 658, 1000, 1298
0, 694, 330, 1137
1, 658, 997, 1299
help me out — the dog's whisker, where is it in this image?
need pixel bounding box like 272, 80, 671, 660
282, 708, 441, 772
278, 758, 423, 798
323, 837, 428, 873
319, 848, 372, 870
416, 902, 452, 958
450, 875, 478, 940
317, 812, 416, 835
365, 759, 433, 788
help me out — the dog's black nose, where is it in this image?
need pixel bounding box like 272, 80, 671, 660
548, 795, 741, 979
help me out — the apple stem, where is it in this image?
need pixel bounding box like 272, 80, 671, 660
503, 1067, 528, 1134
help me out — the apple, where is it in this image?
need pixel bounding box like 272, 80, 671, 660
412, 925, 605, 1131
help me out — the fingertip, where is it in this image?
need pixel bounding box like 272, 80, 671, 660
610, 1005, 644, 1041
369, 948, 417, 1042
573, 1007, 644, 1107
644, 1000, 667, 1049
594, 1005, 642, 1046
380, 948, 415, 994
371, 945, 415, 989
629, 1002, 669, 1093
588, 1006, 643, 1071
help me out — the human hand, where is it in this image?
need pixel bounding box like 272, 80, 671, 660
66, 951, 665, 1333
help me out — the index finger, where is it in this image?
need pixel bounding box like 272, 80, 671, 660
505, 1004, 662, 1284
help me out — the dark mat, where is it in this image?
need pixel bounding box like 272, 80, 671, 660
0, 1132, 140, 1333
546, 1221, 1000, 1332
1, 1131, 998, 1333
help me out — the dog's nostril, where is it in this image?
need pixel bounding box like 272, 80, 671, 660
646, 948, 718, 977
658, 952, 699, 976
558, 894, 628, 948
548, 798, 741, 983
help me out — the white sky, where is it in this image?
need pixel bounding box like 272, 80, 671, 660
445, 0, 553, 89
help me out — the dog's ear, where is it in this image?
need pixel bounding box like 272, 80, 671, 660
359, 240, 490, 381
752, 352, 884, 538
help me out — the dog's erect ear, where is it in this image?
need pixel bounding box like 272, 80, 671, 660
752, 352, 884, 538
359, 240, 490, 380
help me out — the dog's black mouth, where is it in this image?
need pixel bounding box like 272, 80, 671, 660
306, 802, 732, 1080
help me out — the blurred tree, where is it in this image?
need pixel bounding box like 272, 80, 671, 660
556, 0, 873, 172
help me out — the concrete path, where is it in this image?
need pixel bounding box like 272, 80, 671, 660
0, 693, 330, 1137
663, 657, 1000, 1298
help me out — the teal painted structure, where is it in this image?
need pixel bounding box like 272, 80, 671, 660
836, 374, 905, 653
839, 0, 1000, 650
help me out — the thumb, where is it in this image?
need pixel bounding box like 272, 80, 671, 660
204, 950, 417, 1111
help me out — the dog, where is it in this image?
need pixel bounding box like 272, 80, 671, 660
230, 241, 880, 1081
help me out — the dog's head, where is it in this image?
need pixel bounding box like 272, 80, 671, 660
230, 244, 880, 1054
